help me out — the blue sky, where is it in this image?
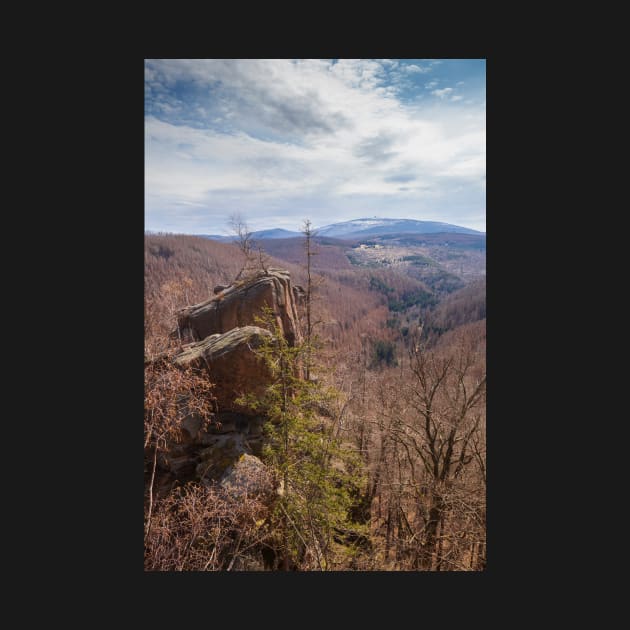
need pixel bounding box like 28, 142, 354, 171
145, 59, 485, 234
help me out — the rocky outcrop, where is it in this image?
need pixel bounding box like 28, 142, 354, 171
173, 325, 273, 413
155, 411, 266, 487
196, 432, 250, 481
177, 268, 303, 346
201, 411, 266, 456
155, 270, 304, 498
219, 454, 275, 500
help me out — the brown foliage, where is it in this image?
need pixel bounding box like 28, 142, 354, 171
261, 237, 354, 272
425, 278, 486, 336
145, 482, 273, 571
338, 321, 486, 570
144, 230, 486, 570
145, 233, 389, 356
144, 346, 216, 541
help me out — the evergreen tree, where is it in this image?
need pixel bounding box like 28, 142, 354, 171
237, 307, 364, 570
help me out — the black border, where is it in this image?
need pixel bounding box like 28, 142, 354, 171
60, 44, 556, 613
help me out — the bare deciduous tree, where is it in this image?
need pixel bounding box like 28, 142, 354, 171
229, 213, 269, 279
392, 328, 486, 569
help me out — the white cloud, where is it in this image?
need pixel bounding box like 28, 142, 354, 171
432, 87, 454, 99
406, 64, 430, 73
145, 60, 486, 232
451, 95, 463, 102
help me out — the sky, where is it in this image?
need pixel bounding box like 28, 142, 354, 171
145, 59, 486, 235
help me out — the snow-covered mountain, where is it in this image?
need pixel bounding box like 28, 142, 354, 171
315, 218, 483, 238
197, 218, 483, 243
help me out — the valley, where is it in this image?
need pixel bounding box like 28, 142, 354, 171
145, 221, 486, 571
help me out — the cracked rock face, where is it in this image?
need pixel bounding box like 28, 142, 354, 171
156, 269, 305, 495
173, 325, 273, 414
177, 268, 303, 346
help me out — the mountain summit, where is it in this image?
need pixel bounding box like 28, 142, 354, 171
315, 217, 482, 238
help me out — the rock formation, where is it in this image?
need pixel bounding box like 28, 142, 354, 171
173, 325, 273, 413
176, 268, 303, 346
155, 269, 303, 495
218, 453, 275, 500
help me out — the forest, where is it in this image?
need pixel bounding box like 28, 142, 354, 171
144, 220, 486, 571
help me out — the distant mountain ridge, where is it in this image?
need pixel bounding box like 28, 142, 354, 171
197, 217, 483, 242
198, 228, 302, 243
315, 218, 483, 238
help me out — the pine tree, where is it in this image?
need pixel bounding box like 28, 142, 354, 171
237, 307, 364, 570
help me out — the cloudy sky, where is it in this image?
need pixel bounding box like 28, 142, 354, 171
145, 59, 485, 235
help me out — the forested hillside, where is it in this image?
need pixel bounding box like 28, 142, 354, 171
145, 234, 391, 356
144, 229, 486, 571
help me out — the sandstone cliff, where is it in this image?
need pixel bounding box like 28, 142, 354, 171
177, 268, 303, 346
174, 325, 273, 414
155, 269, 303, 495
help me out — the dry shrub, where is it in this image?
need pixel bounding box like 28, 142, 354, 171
144, 481, 274, 571
144, 350, 216, 541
